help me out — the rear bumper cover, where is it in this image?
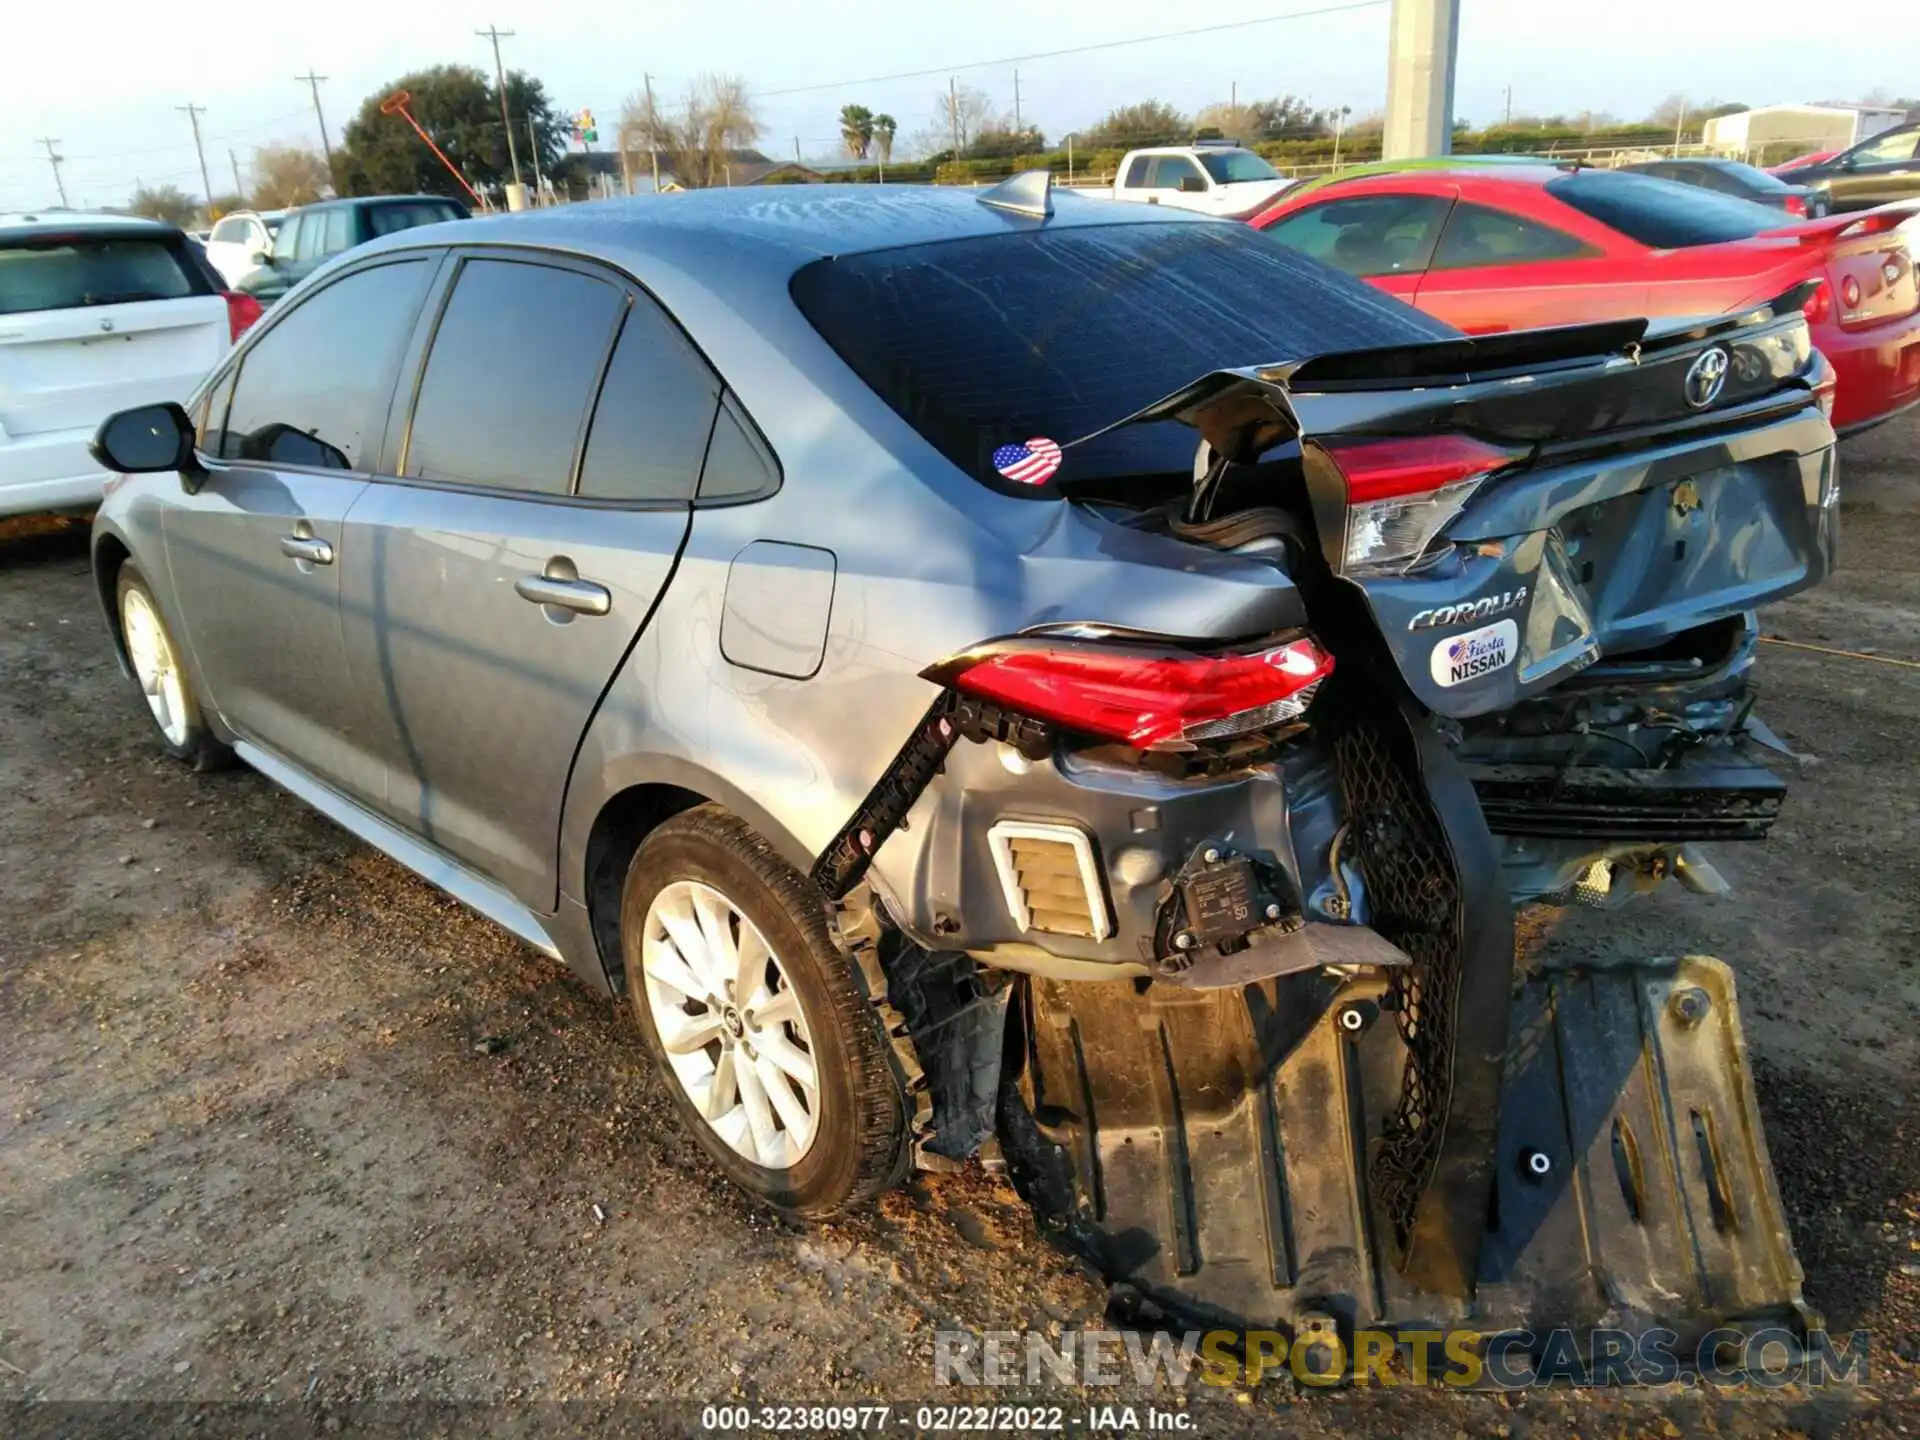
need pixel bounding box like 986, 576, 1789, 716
1821, 307, 1920, 430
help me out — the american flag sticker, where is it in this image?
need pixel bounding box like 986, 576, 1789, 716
991, 437, 1063, 485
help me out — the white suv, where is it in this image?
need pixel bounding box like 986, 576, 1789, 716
0, 213, 257, 516
1110, 142, 1296, 218
203, 209, 284, 289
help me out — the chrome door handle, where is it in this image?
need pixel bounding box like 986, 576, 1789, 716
515, 574, 611, 615
278, 534, 333, 565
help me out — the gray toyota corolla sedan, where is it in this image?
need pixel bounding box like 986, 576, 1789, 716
89, 178, 1837, 1338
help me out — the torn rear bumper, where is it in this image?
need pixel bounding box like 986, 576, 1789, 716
1001, 954, 1812, 1356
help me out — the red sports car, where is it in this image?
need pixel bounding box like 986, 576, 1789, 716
1249, 164, 1920, 432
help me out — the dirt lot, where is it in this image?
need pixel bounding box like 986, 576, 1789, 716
2, 417, 1918, 1438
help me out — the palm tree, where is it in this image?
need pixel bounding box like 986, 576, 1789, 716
872, 113, 897, 169
839, 104, 874, 160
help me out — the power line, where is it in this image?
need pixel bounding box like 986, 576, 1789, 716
750, 0, 1390, 100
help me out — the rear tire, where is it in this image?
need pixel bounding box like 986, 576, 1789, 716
115, 563, 231, 772
622, 804, 910, 1218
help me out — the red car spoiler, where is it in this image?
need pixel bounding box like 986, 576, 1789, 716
1757, 200, 1920, 245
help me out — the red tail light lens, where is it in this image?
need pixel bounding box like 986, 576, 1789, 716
1802, 277, 1833, 326
941, 637, 1335, 751
222, 291, 263, 343
1782, 194, 1807, 218
1840, 275, 1863, 312
1313, 434, 1524, 575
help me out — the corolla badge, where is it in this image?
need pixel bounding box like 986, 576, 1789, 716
1684, 347, 1729, 409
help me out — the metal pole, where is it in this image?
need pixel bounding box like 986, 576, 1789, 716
476, 26, 525, 195
38, 138, 68, 207
178, 104, 213, 216
1067, 133, 1074, 184
949, 77, 960, 163
229, 148, 244, 201
528, 116, 545, 203
644, 73, 661, 191
1013, 71, 1022, 135
1673, 100, 1687, 157
296, 72, 337, 194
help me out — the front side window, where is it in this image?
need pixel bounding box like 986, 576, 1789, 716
1262, 193, 1452, 277
1848, 126, 1920, 165
213, 259, 434, 469
1148, 156, 1205, 191
1430, 202, 1594, 269
405, 258, 626, 495
576, 295, 722, 503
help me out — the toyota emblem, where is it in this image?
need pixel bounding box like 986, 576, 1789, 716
1684, 347, 1729, 410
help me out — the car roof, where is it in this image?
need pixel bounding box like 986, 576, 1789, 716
1285, 155, 1571, 198
355, 183, 1226, 275
289, 194, 459, 213
0, 211, 179, 243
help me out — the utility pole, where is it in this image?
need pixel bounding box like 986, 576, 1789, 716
229, 148, 244, 200
1672, 99, 1688, 156
177, 104, 213, 215
476, 25, 525, 203
795, 135, 802, 164
527, 117, 545, 203
1013, 71, 1022, 136
1503, 85, 1512, 127
295, 71, 337, 193
643, 72, 661, 191
37, 138, 68, 207
1231, 80, 1238, 110
949, 76, 960, 164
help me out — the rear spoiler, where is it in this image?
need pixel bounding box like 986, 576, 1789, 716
1065, 304, 1815, 463
1756, 200, 1920, 245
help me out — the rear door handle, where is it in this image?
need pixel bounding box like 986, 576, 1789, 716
278, 534, 333, 565
515, 574, 612, 616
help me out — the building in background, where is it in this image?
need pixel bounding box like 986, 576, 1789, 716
1704, 104, 1907, 158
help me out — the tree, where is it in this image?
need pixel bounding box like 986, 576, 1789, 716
1080, 100, 1188, 149
207, 192, 247, 221
839, 104, 874, 159
1649, 93, 1692, 127
128, 183, 197, 227
966, 123, 1044, 160
249, 144, 331, 209
872, 114, 897, 168
620, 73, 763, 190
337, 65, 567, 202
912, 83, 994, 159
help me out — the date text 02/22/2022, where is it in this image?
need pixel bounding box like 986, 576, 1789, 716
700, 1404, 1195, 1431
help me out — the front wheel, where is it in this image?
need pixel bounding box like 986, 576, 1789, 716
115, 563, 231, 772
621, 805, 910, 1218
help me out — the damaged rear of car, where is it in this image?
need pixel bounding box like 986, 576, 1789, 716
792, 181, 1833, 1361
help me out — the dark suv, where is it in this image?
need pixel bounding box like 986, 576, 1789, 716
1785, 120, 1920, 213
238, 195, 468, 302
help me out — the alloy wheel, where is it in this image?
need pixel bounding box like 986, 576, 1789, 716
640, 879, 821, 1169
121, 586, 190, 748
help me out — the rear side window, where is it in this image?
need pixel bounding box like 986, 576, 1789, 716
1430, 202, 1594, 269
1545, 172, 1785, 248
577, 295, 722, 503
214, 259, 433, 469
1262, 193, 1452, 277
1148, 156, 1204, 190
0, 231, 203, 315
321, 209, 351, 256
367, 202, 465, 237
1123, 157, 1151, 188
406, 258, 625, 494
1850, 127, 1920, 164
791, 222, 1452, 486
209, 217, 247, 244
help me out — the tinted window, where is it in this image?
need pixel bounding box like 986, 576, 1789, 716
1262, 193, 1451, 276
210, 217, 246, 244
406, 258, 625, 494
0, 231, 203, 315
1431, 202, 1593, 269
264, 217, 284, 238
1198, 149, 1280, 184
699, 396, 778, 501
1851, 127, 1919, 164
578, 296, 722, 503
321, 208, 351, 255
1124, 157, 1151, 188
1545, 172, 1784, 248
790, 222, 1452, 485
215, 259, 432, 469
367, 201, 466, 237
276, 214, 304, 258
1148, 156, 1204, 190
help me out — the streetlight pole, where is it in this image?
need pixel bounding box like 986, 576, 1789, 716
476, 25, 526, 203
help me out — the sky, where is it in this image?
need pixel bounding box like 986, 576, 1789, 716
3, 0, 1915, 210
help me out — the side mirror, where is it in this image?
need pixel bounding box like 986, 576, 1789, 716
90, 403, 198, 478
1179, 175, 1208, 193
248, 250, 270, 266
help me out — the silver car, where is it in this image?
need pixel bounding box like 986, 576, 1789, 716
90, 181, 1837, 1342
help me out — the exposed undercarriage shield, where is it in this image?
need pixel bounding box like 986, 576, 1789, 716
999, 955, 1812, 1356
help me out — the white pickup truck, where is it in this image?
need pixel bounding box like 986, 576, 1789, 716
1109, 141, 1297, 219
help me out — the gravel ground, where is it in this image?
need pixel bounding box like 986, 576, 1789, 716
1, 416, 1917, 1438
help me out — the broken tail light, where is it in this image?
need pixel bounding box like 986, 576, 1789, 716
931, 635, 1335, 752
1313, 434, 1526, 577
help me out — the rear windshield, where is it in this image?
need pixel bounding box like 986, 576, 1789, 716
1546, 171, 1787, 249
1199, 149, 1281, 184
0, 231, 203, 316
366, 201, 466, 237
790, 221, 1451, 485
